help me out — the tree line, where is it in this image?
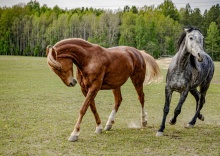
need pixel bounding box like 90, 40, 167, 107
0, 0, 220, 60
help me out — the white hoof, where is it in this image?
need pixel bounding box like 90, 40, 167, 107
104, 125, 112, 131
185, 124, 194, 128
68, 135, 78, 142
95, 125, 103, 133
156, 131, 164, 137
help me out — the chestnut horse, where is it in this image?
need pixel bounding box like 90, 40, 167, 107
46, 38, 161, 142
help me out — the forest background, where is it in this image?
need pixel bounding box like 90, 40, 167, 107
0, 0, 220, 60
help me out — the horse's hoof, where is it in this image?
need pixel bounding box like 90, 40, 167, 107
68, 135, 78, 142
200, 115, 204, 121
142, 121, 147, 127
199, 115, 204, 121
104, 125, 112, 131
169, 118, 176, 125
185, 124, 194, 128
95, 127, 102, 133
156, 131, 163, 137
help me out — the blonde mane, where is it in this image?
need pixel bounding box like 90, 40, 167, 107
46, 46, 62, 70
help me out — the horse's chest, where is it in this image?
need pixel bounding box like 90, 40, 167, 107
169, 73, 189, 91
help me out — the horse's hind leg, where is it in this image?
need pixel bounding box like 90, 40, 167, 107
187, 86, 209, 128
130, 73, 147, 127
190, 89, 204, 121
133, 84, 148, 127
105, 87, 122, 131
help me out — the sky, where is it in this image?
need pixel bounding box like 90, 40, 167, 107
0, 0, 219, 13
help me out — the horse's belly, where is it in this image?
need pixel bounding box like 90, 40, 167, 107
101, 76, 129, 90
100, 67, 132, 89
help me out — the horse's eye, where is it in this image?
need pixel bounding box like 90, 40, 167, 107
190, 37, 193, 40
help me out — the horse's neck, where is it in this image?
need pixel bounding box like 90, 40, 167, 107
176, 45, 190, 73
63, 46, 90, 68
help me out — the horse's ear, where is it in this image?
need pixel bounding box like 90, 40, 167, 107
46, 45, 57, 59
184, 28, 189, 33
46, 46, 62, 70
46, 45, 54, 56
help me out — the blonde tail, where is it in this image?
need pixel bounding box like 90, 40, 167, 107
139, 50, 162, 84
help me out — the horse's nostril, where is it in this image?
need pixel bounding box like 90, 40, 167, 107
68, 79, 77, 87
73, 79, 77, 84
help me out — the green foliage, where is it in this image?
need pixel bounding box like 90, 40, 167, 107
119, 12, 137, 47
205, 22, 220, 59
158, 0, 180, 21
0, 1, 220, 60
135, 15, 148, 50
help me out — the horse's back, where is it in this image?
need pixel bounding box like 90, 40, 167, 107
100, 46, 146, 89
107, 46, 145, 70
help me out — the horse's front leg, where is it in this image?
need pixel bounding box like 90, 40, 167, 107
90, 101, 103, 133
68, 89, 98, 142
105, 87, 122, 131
169, 91, 188, 125
81, 88, 102, 133
156, 87, 173, 136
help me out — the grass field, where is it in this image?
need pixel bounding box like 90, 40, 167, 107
0, 55, 220, 156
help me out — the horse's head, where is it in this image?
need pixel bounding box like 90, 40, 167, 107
184, 27, 205, 62
46, 45, 77, 87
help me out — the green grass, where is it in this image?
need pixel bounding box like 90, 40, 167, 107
0, 56, 220, 156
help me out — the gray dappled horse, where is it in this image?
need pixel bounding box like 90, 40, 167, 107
156, 27, 215, 137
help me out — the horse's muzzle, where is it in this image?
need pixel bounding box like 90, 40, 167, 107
68, 78, 77, 87
197, 53, 203, 62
